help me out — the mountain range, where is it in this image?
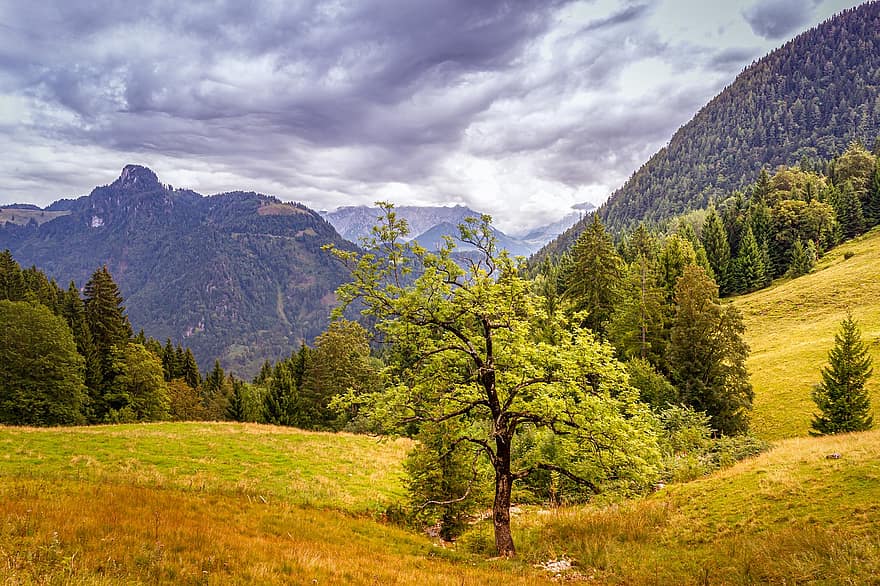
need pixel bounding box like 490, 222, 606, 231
320, 204, 593, 257
0, 165, 353, 378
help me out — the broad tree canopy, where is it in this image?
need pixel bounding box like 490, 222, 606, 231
328, 204, 661, 556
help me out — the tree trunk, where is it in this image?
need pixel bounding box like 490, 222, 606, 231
492, 437, 516, 557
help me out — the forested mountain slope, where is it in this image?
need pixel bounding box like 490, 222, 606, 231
0, 165, 353, 377
536, 1, 880, 261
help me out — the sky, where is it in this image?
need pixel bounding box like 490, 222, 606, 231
0, 0, 866, 234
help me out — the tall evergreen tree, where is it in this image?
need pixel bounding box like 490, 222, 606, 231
0, 250, 25, 301
83, 266, 132, 420
701, 209, 731, 294
731, 224, 766, 293
810, 314, 874, 435
180, 349, 201, 389
558, 214, 624, 335
786, 239, 817, 278
834, 181, 866, 239
865, 160, 880, 228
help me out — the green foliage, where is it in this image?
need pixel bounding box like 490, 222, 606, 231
731, 224, 767, 293
786, 239, 817, 278
833, 181, 867, 240
0, 300, 86, 426
607, 255, 666, 364
558, 214, 623, 335
105, 343, 170, 422
701, 209, 731, 294
302, 321, 381, 430
328, 204, 662, 556
811, 314, 874, 435
865, 160, 880, 227
667, 265, 753, 435
625, 358, 677, 409
166, 378, 207, 421
404, 422, 490, 540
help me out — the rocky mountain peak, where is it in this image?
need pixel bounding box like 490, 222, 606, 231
111, 165, 163, 193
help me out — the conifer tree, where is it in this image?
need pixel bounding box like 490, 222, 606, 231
0, 250, 25, 301
83, 266, 132, 420
180, 349, 201, 389
226, 377, 247, 422
558, 214, 623, 335
834, 181, 866, 239
786, 239, 817, 277
702, 209, 731, 294
811, 314, 873, 435
731, 224, 766, 293
865, 161, 880, 228
667, 265, 753, 435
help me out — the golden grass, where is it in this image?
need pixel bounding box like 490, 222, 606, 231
515, 429, 880, 584
0, 478, 550, 585
735, 228, 880, 440
0, 422, 411, 513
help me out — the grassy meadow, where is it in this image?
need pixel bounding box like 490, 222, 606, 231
0, 423, 548, 584
3, 229, 880, 583
735, 227, 880, 440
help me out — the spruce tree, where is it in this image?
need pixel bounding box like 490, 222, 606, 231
0, 250, 25, 301
786, 239, 817, 278
180, 349, 201, 389
731, 224, 766, 293
810, 314, 874, 435
834, 181, 866, 239
701, 210, 731, 295
558, 214, 623, 335
83, 266, 132, 420
865, 161, 880, 228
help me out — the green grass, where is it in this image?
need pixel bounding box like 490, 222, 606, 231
0, 422, 411, 513
510, 429, 880, 584
734, 227, 880, 440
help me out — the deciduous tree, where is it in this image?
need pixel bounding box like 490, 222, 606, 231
328, 205, 661, 557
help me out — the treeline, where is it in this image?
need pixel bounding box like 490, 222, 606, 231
699, 141, 880, 296
0, 254, 211, 425
0, 251, 383, 430
223, 320, 381, 431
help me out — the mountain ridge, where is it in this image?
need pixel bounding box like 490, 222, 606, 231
0, 165, 354, 378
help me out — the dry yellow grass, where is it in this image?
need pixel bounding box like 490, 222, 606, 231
515, 429, 880, 584
0, 478, 550, 585
734, 228, 880, 440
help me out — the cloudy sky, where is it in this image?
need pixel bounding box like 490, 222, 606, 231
0, 0, 865, 233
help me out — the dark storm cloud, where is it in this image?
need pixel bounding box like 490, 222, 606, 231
742, 0, 818, 40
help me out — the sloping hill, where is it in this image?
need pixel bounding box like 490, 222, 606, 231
523, 429, 880, 583
536, 1, 880, 261
0, 165, 354, 377
734, 227, 880, 440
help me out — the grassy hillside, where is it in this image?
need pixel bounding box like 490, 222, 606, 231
509, 428, 880, 584
0, 422, 410, 513
0, 422, 551, 584
735, 228, 880, 440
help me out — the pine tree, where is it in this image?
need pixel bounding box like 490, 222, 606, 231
701, 210, 731, 294
558, 214, 623, 335
810, 314, 873, 435
731, 224, 766, 293
834, 181, 866, 239
786, 239, 817, 277
865, 161, 880, 228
